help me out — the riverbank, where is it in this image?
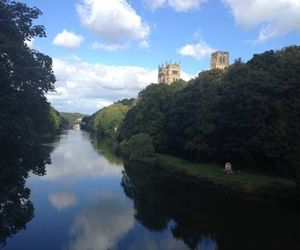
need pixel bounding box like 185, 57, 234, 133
136, 153, 298, 201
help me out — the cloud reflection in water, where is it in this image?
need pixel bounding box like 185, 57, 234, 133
48, 192, 78, 211
38, 131, 123, 182
68, 191, 134, 250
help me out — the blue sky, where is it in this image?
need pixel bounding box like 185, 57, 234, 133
22, 0, 300, 114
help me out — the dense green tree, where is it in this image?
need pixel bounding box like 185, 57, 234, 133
121, 133, 155, 161
59, 112, 86, 129
118, 46, 300, 179
168, 70, 223, 161
93, 103, 132, 137
83, 98, 136, 137
218, 47, 300, 176
118, 80, 187, 152
0, 0, 56, 151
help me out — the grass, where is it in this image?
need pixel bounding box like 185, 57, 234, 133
151, 153, 296, 195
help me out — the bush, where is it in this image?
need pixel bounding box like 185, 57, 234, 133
121, 133, 155, 161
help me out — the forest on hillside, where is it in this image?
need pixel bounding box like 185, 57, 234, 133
86, 46, 300, 181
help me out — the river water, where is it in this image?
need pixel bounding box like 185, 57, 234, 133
2, 130, 300, 250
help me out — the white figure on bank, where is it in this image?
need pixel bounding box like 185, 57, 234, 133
224, 162, 233, 174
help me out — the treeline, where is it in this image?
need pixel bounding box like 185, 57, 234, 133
59, 112, 86, 129
89, 46, 300, 180
0, 0, 60, 159
82, 98, 137, 137
118, 46, 300, 179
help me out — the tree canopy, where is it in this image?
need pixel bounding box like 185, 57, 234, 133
118, 47, 300, 180
82, 98, 137, 138
0, 0, 57, 150
118, 80, 187, 152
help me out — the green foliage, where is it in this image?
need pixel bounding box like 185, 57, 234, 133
118, 81, 187, 152
49, 107, 61, 131
168, 71, 222, 160
154, 153, 295, 194
0, 0, 56, 146
119, 46, 300, 180
83, 98, 137, 137
94, 103, 130, 137
59, 112, 86, 129
121, 133, 155, 161
217, 47, 300, 175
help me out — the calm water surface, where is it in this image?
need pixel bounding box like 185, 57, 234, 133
2, 130, 300, 250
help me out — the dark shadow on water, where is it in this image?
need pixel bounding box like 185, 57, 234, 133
0, 139, 56, 247
90, 135, 123, 165
122, 160, 300, 250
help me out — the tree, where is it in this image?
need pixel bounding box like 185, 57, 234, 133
0, 0, 56, 150
118, 82, 186, 152
167, 70, 222, 161
119, 46, 300, 180
93, 103, 132, 137
218, 47, 300, 176
121, 133, 155, 161
82, 99, 137, 137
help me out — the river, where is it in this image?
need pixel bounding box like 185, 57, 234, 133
2, 130, 300, 250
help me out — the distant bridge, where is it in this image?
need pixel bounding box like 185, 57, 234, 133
72, 117, 82, 130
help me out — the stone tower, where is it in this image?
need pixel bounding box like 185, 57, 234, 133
210, 51, 229, 70
158, 62, 180, 84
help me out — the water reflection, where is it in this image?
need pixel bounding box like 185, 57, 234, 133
48, 191, 78, 211
0, 141, 53, 247
90, 136, 123, 165
2, 130, 300, 250
124, 234, 187, 250
122, 161, 300, 250
37, 130, 122, 182
68, 191, 134, 250
4, 130, 128, 250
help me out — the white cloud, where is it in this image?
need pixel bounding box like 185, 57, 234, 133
68, 192, 134, 250
145, 0, 206, 12
53, 29, 84, 48
47, 56, 192, 114
76, 0, 150, 43
140, 40, 150, 49
92, 42, 127, 51
177, 42, 215, 60
49, 192, 77, 211
47, 57, 158, 114
181, 71, 192, 81
145, 0, 167, 10
169, 0, 206, 12
222, 0, 300, 42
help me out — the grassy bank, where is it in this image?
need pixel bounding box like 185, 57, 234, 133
139, 153, 297, 200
